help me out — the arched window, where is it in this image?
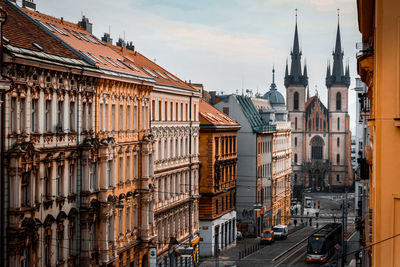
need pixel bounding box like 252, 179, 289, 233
336, 92, 341, 111
337, 154, 340, 164
295, 117, 298, 130
294, 137, 297, 146
294, 154, 298, 163
316, 113, 319, 131
337, 137, 340, 147
311, 136, 324, 159
337, 117, 340, 130
294, 92, 299, 110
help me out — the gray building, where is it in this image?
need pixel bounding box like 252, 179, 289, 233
212, 94, 275, 236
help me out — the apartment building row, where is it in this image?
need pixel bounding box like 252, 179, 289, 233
0, 1, 200, 266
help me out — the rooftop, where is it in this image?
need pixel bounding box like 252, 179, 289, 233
199, 99, 240, 128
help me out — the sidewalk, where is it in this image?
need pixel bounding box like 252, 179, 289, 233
199, 224, 304, 266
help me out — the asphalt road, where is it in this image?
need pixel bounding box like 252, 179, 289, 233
231, 226, 318, 267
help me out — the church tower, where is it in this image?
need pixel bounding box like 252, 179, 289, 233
326, 19, 352, 189
285, 16, 308, 189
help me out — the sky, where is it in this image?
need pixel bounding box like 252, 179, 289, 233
31, 0, 361, 132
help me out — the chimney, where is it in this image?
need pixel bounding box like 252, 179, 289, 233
102, 33, 113, 44
116, 38, 126, 48
209, 91, 216, 105
22, 0, 36, 11
126, 41, 135, 51
79, 16, 93, 34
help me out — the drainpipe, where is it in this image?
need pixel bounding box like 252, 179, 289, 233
0, 7, 12, 267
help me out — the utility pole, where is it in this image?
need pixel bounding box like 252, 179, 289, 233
341, 193, 348, 267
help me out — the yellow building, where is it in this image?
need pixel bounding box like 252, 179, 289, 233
357, 0, 400, 266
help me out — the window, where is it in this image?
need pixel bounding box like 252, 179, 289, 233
294, 154, 298, 164
45, 100, 51, 132
295, 117, 298, 130
118, 212, 123, 235
158, 100, 162, 121
45, 167, 51, 199
57, 230, 63, 261
45, 232, 51, 266
336, 174, 340, 182
294, 137, 297, 146
119, 156, 123, 184
215, 138, 219, 156
126, 207, 131, 232
68, 227, 74, 256
119, 104, 124, 131
90, 163, 96, 190
10, 98, 16, 132
336, 154, 340, 164
294, 92, 299, 110
90, 224, 95, 251
69, 101, 75, 131
316, 113, 319, 131
31, 99, 38, 132
337, 137, 340, 147
107, 217, 112, 242
311, 136, 323, 160
57, 100, 63, 131
223, 107, 229, 115
126, 154, 131, 181
176, 102, 179, 121
20, 98, 25, 132
106, 161, 112, 187
57, 165, 63, 196
337, 117, 340, 131
127, 104, 131, 130
112, 104, 116, 130
69, 164, 74, 194
336, 92, 341, 111
133, 154, 138, 180
21, 172, 29, 207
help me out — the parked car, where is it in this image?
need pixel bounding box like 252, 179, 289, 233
272, 225, 288, 239
260, 229, 274, 244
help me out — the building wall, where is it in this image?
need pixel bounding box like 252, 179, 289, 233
151, 87, 201, 266
357, 0, 400, 266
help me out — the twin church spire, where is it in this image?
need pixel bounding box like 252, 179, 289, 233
284, 10, 350, 89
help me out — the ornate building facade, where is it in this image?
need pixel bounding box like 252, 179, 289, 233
1, 1, 158, 266
198, 99, 240, 257
113, 46, 202, 266
285, 20, 353, 198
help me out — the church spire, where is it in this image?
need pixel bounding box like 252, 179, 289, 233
290, 16, 302, 80
284, 9, 308, 88
270, 65, 277, 91
326, 10, 350, 88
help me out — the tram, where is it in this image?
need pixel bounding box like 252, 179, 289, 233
306, 223, 342, 263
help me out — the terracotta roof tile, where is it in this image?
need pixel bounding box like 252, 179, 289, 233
199, 99, 240, 127
21, 7, 151, 79
109, 45, 196, 91
1, 1, 79, 59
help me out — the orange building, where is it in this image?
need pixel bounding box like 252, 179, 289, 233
357, 0, 400, 266
21, 5, 156, 267
198, 99, 240, 257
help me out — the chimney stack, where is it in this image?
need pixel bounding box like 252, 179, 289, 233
102, 33, 113, 44
126, 41, 135, 51
22, 0, 36, 11
79, 16, 92, 34
116, 38, 126, 48
209, 91, 216, 105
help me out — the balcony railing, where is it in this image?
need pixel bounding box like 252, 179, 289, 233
356, 42, 374, 59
